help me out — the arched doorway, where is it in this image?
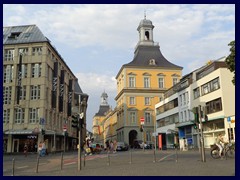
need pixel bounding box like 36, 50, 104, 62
129, 130, 138, 148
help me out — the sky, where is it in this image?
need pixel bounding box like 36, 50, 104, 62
3, 4, 235, 131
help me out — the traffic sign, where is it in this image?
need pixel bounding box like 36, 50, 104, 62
140, 117, 144, 125
63, 124, 67, 131
227, 117, 231, 122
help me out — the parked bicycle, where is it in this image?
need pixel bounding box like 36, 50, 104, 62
210, 142, 235, 159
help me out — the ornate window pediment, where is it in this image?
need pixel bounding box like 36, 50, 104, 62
128, 72, 137, 76
142, 72, 151, 76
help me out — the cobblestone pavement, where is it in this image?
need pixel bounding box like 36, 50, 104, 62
3, 149, 235, 176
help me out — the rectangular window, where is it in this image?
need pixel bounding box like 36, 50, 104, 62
3, 109, 10, 124
206, 98, 222, 114
145, 97, 150, 105
202, 83, 210, 95
144, 77, 150, 88
29, 108, 39, 123
31, 85, 41, 100
19, 48, 28, 56
173, 78, 178, 86
3, 86, 12, 104
20, 86, 27, 100
32, 47, 42, 55
129, 97, 135, 105
145, 112, 151, 124
14, 108, 25, 124
3, 65, 14, 83
129, 112, 136, 124
211, 77, 220, 91
32, 63, 42, 77
129, 77, 135, 88
193, 88, 200, 99
4, 49, 14, 61
158, 77, 164, 88
21, 64, 28, 78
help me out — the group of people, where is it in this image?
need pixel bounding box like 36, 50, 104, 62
105, 139, 117, 153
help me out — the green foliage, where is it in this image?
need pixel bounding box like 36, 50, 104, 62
225, 40, 235, 85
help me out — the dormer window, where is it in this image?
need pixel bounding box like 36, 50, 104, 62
8, 32, 21, 39
149, 59, 156, 65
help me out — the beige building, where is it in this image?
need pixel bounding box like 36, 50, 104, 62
3, 25, 88, 153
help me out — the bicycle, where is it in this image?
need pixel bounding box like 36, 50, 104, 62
210, 142, 235, 159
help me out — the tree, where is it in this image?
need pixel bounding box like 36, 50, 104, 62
225, 40, 235, 85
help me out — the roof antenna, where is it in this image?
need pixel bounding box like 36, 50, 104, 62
144, 10, 146, 19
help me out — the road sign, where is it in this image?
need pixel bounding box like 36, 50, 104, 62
39, 118, 45, 125
227, 117, 231, 122
63, 124, 67, 131
140, 117, 144, 125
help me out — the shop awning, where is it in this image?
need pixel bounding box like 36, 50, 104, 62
4, 129, 35, 134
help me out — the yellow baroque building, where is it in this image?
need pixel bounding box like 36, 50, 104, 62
115, 17, 183, 147
92, 16, 183, 148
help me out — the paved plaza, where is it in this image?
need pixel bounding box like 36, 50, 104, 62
3, 149, 235, 176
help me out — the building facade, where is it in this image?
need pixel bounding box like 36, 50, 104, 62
92, 92, 110, 144
155, 58, 235, 149
115, 17, 182, 147
3, 25, 88, 153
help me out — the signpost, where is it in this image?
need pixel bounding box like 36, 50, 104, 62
140, 117, 145, 151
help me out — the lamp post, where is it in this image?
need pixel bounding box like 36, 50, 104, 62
151, 97, 157, 162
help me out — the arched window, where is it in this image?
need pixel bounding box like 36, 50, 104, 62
145, 31, 149, 40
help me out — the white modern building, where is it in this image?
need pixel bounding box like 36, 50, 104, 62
155, 58, 235, 149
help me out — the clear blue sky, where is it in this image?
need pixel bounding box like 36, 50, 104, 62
3, 4, 235, 131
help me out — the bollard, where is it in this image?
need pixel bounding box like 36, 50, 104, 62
36, 155, 40, 173
61, 152, 63, 170
12, 158, 15, 176
175, 147, 178, 163
153, 149, 156, 163
129, 148, 132, 164
84, 153, 86, 167
107, 151, 110, 166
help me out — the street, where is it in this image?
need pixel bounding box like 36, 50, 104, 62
3, 149, 235, 176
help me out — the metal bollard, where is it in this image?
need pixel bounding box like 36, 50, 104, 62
107, 152, 110, 166
61, 152, 63, 170
12, 158, 15, 176
129, 148, 132, 164
175, 147, 178, 162
84, 153, 86, 167
36, 155, 40, 173
153, 149, 156, 163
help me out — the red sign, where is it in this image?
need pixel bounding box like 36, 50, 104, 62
63, 124, 67, 131
140, 117, 144, 122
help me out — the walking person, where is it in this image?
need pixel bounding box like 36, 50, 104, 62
24, 143, 28, 157
38, 141, 43, 156
113, 140, 117, 153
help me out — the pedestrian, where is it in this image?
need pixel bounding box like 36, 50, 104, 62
110, 141, 114, 153
216, 133, 227, 158
41, 141, 46, 156
24, 143, 28, 157
38, 141, 42, 156
105, 140, 110, 152
113, 140, 117, 153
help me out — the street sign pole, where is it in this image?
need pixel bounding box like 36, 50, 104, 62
199, 105, 206, 162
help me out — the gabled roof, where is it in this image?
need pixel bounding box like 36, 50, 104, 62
3, 25, 48, 45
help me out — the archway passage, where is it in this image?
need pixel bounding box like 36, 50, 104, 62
129, 130, 138, 148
